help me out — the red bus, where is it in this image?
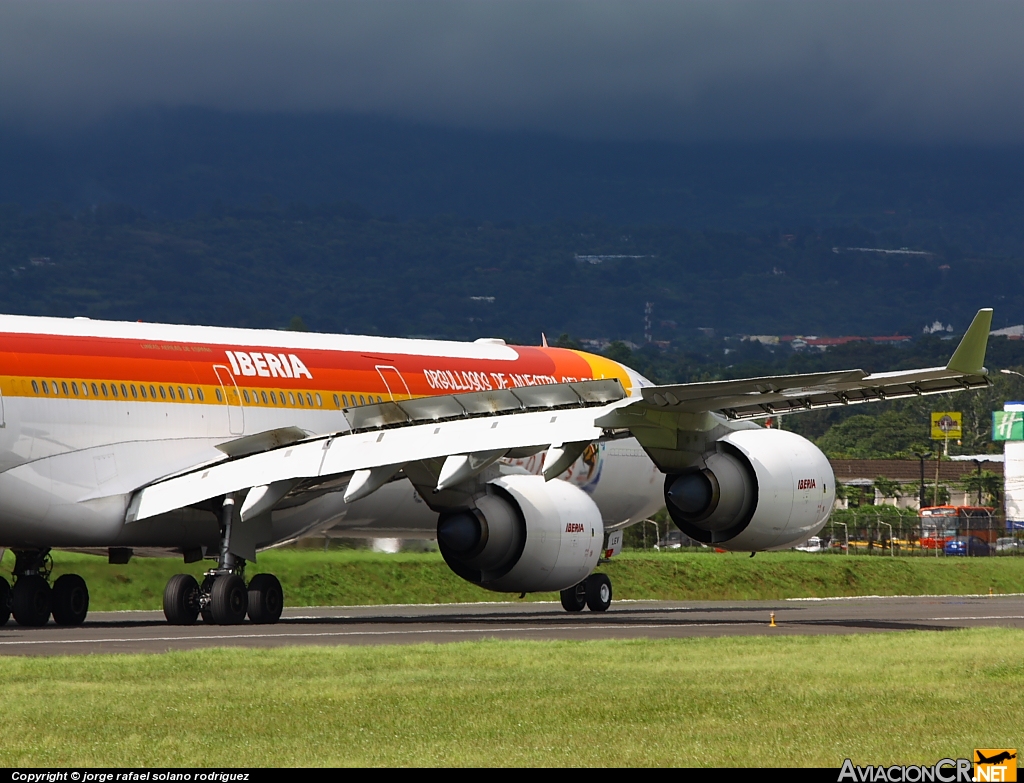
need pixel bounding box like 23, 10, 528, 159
919, 506, 998, 547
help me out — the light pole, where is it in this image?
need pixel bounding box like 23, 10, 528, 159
913, 451, 933, 509
877, 514, 894, 558
643, 518, 660, 550
971, 458, 983, 506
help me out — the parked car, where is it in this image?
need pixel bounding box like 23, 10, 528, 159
995, 537, 1023, 553
944, 536, 993, 557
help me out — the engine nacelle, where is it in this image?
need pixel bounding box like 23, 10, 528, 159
664, 428, 835, 551
436, 475, 602, 593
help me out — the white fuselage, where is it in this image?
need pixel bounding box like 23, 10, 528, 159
0, 315, 665, 554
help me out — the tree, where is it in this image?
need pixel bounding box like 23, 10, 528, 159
603, 341, 634, 365
872, 476, 902, 504
843, 484, 870, 508
816, 409, 931, 459
926, 483, 951, 507
958, 469, 1002, 506
553, 333, 582, 350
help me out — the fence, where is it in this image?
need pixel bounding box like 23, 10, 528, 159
817, 508, 1023, 556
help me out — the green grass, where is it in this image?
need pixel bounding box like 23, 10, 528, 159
0, 629, 1020, 766
27, 549, 1024, 612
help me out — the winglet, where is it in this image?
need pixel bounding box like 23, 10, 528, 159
946, 308, 993, 375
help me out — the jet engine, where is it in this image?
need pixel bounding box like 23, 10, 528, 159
664, 428, 835, 551
436, 474, 602, 593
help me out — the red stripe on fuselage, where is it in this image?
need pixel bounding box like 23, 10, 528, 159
0, 333, 598, 396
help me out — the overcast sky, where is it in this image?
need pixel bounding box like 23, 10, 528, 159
3, 1, 1024, 144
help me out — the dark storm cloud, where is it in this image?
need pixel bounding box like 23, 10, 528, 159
2, 0, 1024, 143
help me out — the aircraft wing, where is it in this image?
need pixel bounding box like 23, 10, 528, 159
127, 379, 628, 522
125, 308, 993, 522
625, 307, 992, 421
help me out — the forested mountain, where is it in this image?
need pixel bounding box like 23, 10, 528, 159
0, 203, 1017, 342
4, 109, 1024, 457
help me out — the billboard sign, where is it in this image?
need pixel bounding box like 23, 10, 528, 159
993, 411, 1024, 441
931, 411, 962, 440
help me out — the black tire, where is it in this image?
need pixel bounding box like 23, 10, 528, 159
12, 575, 51, 627
163, 574, 201, 625
51, 574, 89, 626
560, 581, 587, 612
585, 573, 612, 612
209, 574, 248, 625
247, 573, 284, 625
0, 577, 10, 626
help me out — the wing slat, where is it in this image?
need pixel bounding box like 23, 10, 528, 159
128, 379, 626, 522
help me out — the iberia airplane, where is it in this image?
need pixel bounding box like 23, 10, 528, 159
0, 309, 993, 626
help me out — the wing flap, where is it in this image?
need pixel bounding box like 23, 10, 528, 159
128, 380, 627, 522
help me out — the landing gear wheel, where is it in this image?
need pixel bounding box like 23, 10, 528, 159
560, 581, 587, 612
585, 573, 612, 612
163, 574, 201, 625
0, 577, 10, 626
12, 575, 51, 626
247, 574, 284, 625
51, 574, 89, 626
210, 574, 248, 625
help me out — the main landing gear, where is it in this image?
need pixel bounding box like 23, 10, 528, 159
0, 549, 90, 627
162, 495, 284, 626
560, 572, 612, 613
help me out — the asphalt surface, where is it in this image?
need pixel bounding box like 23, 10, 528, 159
0, 594, 1021, 655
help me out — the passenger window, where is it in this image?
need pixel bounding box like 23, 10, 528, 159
71, 382, 79, 396
288, 392, 296, 405
332, 394, 340, 408
242, 389, 250, 404
111, 384, 118, 398
359, 395, 365, 406
377, 396, 383, 404
91, 383, 99, 396
102, 383, 108, 397
307, 393, 314, 407
168, 386, 175, 400
140, 385, 147, 399
215, 388, 223, 402
131, 385, 138, 398
121, 384, 128, 398
31, 380, 39, 394
343, 395, 349, 407
187, 387, 194, 401
297, 393, 304, 406
150, 385, 156, 398
178, 386, 185, 400
270, 391, 278, 404
316, 393, 322, 407
159, 386, 166, 399
261, 390, 268, 404
51, 381, 59, 395
197, 388, 204, 402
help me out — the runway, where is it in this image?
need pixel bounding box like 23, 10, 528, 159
0, 594, 1022, 655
